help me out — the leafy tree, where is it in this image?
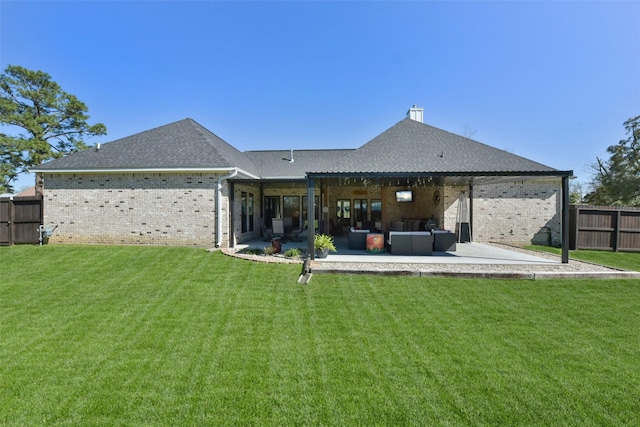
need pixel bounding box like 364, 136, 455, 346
569, 181, 585, 205
1, 134, 22, 193
0, 65, 106, 194
585, 115, 640, 207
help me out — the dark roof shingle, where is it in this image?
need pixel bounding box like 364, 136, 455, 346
244, 149, 354, 179
307, 118, 557, 175
33, 118, 260, 177
34, 116, 567, 180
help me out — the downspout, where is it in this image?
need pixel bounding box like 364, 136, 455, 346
216, 168, 238, 247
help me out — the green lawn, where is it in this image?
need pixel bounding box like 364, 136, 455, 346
526, 245, 640, 271
2, 245, 640, 426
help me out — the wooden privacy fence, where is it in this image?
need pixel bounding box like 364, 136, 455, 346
570, 205, 640, 252
0, 196, 43, 245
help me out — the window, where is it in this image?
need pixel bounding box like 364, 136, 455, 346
283, 196, 301, 229
241, 192, 254, 233
371, 199, 382, 221
264, 196, 280, 228
354, 199, 367, 223
241, 192, 247, 233
336, 199, 351, 226
248, 193, 254, 232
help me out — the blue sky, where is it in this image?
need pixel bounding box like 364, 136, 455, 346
2, 0, 638, 192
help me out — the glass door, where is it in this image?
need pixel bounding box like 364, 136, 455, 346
302, 195, 320, 231
354, 199, 367, 225
336, 199, 351, 228
263, 196, 280, 228
283, 196, 301, 229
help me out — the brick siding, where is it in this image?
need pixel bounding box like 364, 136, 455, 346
42, 174, 562, 248
43, 172, 226, 247
473, 180, 561, 246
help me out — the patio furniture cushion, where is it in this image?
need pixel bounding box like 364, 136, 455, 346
388, 231, 412, 255
362, 220, 376, 231
410, 231, 433, 255
272, 218, 286, 239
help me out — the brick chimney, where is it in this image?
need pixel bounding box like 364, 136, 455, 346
407, 104, 424, 123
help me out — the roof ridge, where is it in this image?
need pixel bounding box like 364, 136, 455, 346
401, 118, 557, 170
185, 118, 218, 151
183, 118, 262, 176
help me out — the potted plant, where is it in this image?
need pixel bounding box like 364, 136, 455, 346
314, 233, 337, 258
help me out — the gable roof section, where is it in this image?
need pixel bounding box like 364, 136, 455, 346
309, 118, 560, 176
32, 115, 571, 182
32, 118, 260, 178
244, 149, 354, 180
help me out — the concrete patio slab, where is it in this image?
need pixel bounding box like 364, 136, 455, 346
229, 234, 640, 280
320, 240, 557, 265
236, 235, 557, 265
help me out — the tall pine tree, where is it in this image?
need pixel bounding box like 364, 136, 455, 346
0, 65, 106, 194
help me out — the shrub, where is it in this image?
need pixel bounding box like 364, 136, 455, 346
314, 234, 337, 252
284, 248, 301, 258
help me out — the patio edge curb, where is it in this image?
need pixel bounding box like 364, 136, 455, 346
310, 268, 640, 280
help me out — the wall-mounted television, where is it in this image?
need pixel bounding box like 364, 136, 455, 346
396, 190, 413, 202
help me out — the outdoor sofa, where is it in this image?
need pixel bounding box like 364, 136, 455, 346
386, 231, 433, 255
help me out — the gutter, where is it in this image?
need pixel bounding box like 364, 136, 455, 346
216, 168, 238, 247
29, 166, 260, 179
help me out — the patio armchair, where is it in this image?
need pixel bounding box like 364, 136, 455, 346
433, 230, 457, 251
283, 216, 303, 241
272, 218, 286, 240
362, 220, 376, 231
348, 227, 369, 250
259, 218, 273, 241
425, 219, 437, 231
390, 221, 404, 231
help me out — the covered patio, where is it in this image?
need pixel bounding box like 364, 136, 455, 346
303, 172, 573, 263
294, 114, 573, 263
236, 108, 576, 261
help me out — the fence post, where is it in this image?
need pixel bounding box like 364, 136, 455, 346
614, 209, 621, 252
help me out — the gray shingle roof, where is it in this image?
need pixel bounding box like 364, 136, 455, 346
33, 118, 260, 178
33, 116, 569, 181
307, 118, 558, 175
244, 149, 354, 179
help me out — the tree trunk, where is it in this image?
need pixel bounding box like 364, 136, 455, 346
35, 174, 44, 197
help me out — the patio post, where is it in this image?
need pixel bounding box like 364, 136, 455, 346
562, 175, 569, 263
469, 185, 474, 241
307, 177, 315, 260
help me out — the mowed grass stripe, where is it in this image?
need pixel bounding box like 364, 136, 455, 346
1, 245, 640, 425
